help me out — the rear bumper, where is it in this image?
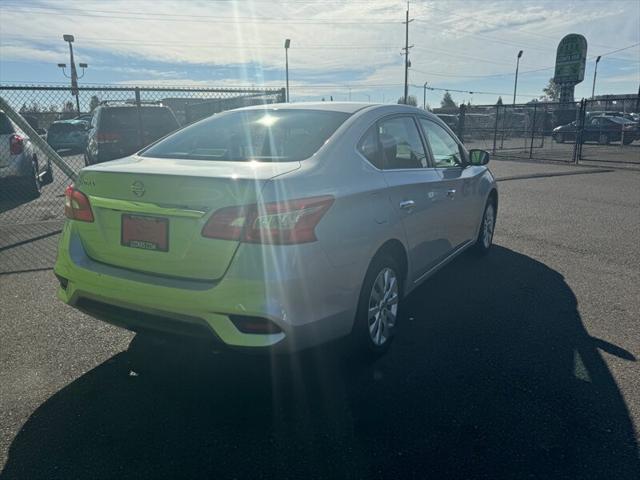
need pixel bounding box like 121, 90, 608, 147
54, 222, 361, 353
0, 154, 30, 179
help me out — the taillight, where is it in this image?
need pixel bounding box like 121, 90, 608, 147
97, 132, 121, 144
64, 185, 94, 222
9, 134, 23, 155
202, 195, 334, 244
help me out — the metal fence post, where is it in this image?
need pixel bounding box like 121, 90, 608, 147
134, 87, 143, 148
529, 102, 537, 159
492, 104, 500, 154
573, 99, 586, 164
457, 103, 466, 143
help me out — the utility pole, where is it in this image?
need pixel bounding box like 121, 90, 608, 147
402, 3, 413, 104
423, 81, 428, 109
284, 39, 291, 102
591, 55, 601, 99
513, 50, 523, 105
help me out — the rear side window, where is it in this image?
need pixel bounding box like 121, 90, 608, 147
0, 113, 14, 134
378, 116, 428, 169
141, 109, 350, 162
358, 126, 383, 169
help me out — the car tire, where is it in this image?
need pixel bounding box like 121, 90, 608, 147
556, 134, 564, 143
23, 157, 42, 198
598, 133, 610, 145
350, 254, 402, 359
42, 160, 54, 185
472, 197, 496, 256
622, 137, 633, 146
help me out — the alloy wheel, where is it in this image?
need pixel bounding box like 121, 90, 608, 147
367, 267, 399, 346
482, 203, 495, 249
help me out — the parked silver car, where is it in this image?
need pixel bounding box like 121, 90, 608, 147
0, 110, 53, 197
55, 103, 497, 357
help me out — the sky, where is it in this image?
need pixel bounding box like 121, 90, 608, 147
0, 0, 639, 106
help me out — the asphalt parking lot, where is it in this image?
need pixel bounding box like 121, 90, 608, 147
1, 159, 639, 479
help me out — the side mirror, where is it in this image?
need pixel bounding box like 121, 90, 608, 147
469, 149, 490, 166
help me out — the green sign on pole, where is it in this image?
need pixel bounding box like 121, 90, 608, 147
554, 34, 588, 85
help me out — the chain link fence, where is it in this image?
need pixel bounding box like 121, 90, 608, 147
0, 84, 285, 274
438, 96, 640, 167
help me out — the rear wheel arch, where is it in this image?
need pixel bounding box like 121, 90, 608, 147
371, 239, 408, 293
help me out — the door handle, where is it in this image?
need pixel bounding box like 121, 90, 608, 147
399, 200, 416, 211
446, 189, 456, 198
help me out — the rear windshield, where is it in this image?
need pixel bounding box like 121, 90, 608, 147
140, 109, 351, 162
0, 113, 13, 135
101, 107, 178, 134
49, 122, 85, 133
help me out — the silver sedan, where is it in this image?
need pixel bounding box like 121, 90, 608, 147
55, 102, 497, 358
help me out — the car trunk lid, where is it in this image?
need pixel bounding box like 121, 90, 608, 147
73, 155, 300, 280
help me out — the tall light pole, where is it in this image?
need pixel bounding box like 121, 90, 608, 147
513, 50, 523, 105
58, 34, 88, 116
591, 55, 602, 99
423, 81, 428, 109
284, 38, 291, 102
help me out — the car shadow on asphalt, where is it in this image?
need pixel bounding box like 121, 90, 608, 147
2, 246, 639, 479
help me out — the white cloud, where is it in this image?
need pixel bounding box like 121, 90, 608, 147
0, 0, 638, 98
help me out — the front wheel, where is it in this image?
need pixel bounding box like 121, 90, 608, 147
598, 133, 610, 145
351, 254, 402, 358
473, 199, 496, 255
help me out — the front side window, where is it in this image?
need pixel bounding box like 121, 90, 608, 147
420, 118, 464, 168
377, 116, 428, 169
142, 109, 350, 162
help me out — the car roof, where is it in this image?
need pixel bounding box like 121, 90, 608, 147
51, 119, 86, 125
234, 101, 382, 114
100, 104, 169, 109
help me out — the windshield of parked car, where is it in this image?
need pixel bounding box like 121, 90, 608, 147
140, 109, 350, 162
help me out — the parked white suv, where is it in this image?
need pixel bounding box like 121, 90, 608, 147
0, 110, 53, 197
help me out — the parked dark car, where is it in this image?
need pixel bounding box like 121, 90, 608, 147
553, 116, 638, 145
47, 119, 90, 152
85, 104, 180, 165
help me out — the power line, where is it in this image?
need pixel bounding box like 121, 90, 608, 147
1, 4, 402, 25
0, 35, 400, 50
413, 84, 539, 98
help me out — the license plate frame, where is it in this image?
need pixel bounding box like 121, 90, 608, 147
121, 214, 169, 252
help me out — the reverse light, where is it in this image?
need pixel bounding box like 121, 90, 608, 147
202, 195, 334, 244
9, 134, 24, 155
229, 315, 282, 334
64, 185, 94, 222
